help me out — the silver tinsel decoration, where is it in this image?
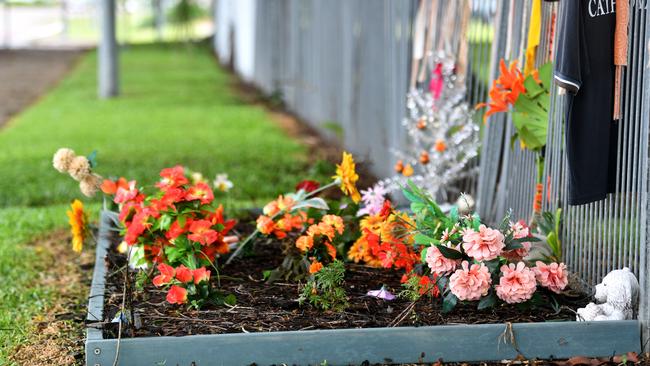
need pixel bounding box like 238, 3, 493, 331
382, 51, 480, 204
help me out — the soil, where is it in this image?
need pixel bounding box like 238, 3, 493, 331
101, 228, 589, 340
0, 49, 85, 128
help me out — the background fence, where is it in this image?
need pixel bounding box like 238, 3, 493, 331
214, 0, 650, 349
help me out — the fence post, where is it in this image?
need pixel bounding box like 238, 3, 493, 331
99, 0, 119, 98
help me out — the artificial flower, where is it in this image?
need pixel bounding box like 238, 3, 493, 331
52, 148, 76, 173
461, 225, 505, 261
175, 265, 193, 283
296, 235, 314, 252
357, 184, 388, 217
425, 245, 459, 275
429, 63, 444, 100
263, 195, 295, 216
213, 173, 234, 192
153, 263, 175, 287
157, 165, 189, 190
366, 286, 396, 300
80, 174, 101, 197
186, 182, 214, 205
68, 156, 91, 181
101, 177, 129, 195
192, 267, 211, 284
495, 262, 537, 304
166, 285, 188, 305
309, 260, 324, 274
333, 151, 361, 203
256, 215, 276, 235
114, 180, 139, 204
296, 180, 320, 193
533, 261, 568, 294
187, 219, 219, 245
449, 261, 492, 301
66, 199, 87, 253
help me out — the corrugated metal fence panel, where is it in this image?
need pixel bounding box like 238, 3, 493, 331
247, 0, 414, 179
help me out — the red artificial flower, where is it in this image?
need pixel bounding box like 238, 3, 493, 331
207, 205, 236, 233
325, 242, 337, 260
118, 201, 140, 224
379, 200, 393, 219
296, 180, 320, 193
186, 182, 214, 205
192, 267, 211, 284
166, 285, 188, 305
187, 219, 219, 245
151, 187, 186, 212
157, 165, 189, 190
153, 263, 175, 287
166, 217, 193, 241
175, 265, 193, 283
125, 209, 153, 244
429, 63, 444, 100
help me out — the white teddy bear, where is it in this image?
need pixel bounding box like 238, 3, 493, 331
576, 268, 639, 321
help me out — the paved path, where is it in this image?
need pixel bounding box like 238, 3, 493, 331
0, 49, 84, 127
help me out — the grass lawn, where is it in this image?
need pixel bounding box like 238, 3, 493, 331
0, 43, 314, 362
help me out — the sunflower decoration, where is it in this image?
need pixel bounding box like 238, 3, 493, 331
67, 199, 88, 253
333, 151, 361, 203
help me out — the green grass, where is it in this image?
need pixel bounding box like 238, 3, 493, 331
0, 43, 312, 361
0, 43, 309, 208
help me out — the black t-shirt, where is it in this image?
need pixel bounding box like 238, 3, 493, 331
554, 0, 618, 205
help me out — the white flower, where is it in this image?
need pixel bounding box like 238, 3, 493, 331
213, 173, 233, 192
191, 171, 206, 184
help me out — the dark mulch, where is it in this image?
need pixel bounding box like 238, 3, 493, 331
101, 227, 589, 340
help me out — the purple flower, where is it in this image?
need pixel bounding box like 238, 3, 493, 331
366, 286, 396, 301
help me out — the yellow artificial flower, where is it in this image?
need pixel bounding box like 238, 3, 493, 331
66, 199, 87, 253
333, 151, 361, 203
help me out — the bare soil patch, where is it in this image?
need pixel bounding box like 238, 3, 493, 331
0, 49, 85, 128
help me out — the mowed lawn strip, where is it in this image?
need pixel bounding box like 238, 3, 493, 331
0, 43, 311, 362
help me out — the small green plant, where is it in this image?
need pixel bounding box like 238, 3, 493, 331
299, 260, 348, 312
533, 208, 563, 263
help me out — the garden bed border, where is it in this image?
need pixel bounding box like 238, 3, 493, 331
86, 211, 641, 365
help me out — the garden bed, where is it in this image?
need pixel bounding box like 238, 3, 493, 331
86, 212, 641, 365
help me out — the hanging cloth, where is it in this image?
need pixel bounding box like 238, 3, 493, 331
613, 0, 629, 120
524, 0, 542, 75
410, 0, 427, 89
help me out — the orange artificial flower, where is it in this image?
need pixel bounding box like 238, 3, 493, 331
496, 59, 526, 104
166, 285, 188, 304
66, 199, 87, 253
296, 235, 314, 252
533, 183, 543, 213
100, 177, 129, 195
309, 261, 324, 274
256, 215, 276, 235
333, 152, 361, 203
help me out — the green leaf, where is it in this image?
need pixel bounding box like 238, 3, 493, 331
410, 202, 426, 214
483, 258, 501, 274
224, 294, 237, 306
402, 186, 423, 204
437, 275, 449, 294
442, 292, 458, 313
87, 150, 98, 169
435, 244, 463, 260
478, 292, 497, 310
158, 214, 173, 231
449, 206, 459, 223
504, 241, 524, 251
293, 197, 329, 211
414, 233, 435, 245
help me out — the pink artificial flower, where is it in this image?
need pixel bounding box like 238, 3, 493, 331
449, 261, 492, 301
425, 245, 459, 275
357, 184, 388, 217
366, 286, 396, 301
510, 220, 530, 239
114, 180, 138, 204
495, 262, 537, 304
462, 225, 505, 261
533, 261, 568, 294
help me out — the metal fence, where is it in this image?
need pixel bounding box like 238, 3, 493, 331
215, 0, 650, 349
